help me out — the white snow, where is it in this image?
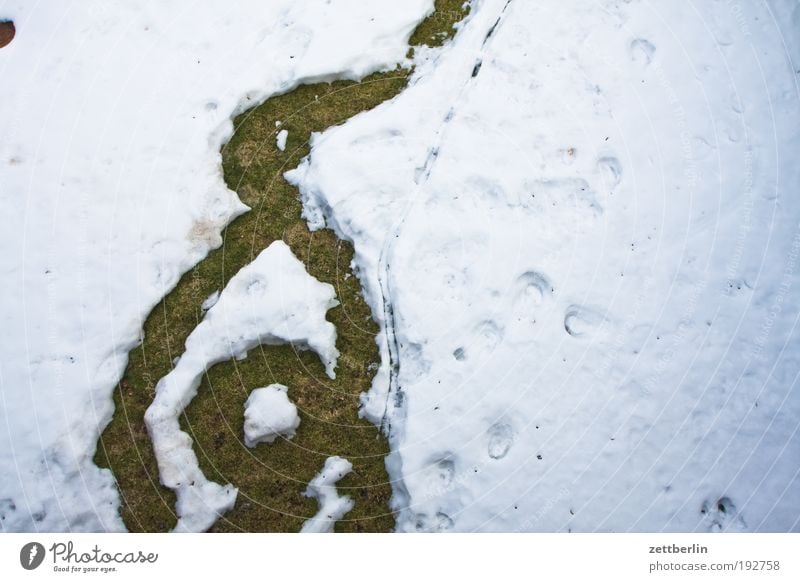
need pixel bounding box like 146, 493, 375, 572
200, 290, 220, 312
144, 240, 339, 532
288, 0, 800, 532
243, 384, 300, 447
0, 0, 433, 531
276, 129, 289, 152
300, 456, 354, 533
2, 0, 799, 535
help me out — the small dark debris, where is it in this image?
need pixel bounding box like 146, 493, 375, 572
0, 20, 15, 49
471, 60, 483, 78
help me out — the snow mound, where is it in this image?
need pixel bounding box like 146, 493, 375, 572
288, 0, 800, 532
243, 384, 300, 447
300, 456, 354, 533
276, 129, 289, 152
145, 240, 339, 532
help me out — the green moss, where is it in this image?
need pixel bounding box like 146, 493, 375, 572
95, 0, 469, 533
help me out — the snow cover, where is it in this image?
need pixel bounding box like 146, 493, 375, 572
276, 129, 289, 152
243, 384, 300, 448
288, 0, 800, 532
3, 0, 799, 535
300, 456, 355, 533
0, 0, 433, 531
145, 240, 339, 532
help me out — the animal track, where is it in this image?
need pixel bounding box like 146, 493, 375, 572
700, 496, 747, 532
245, 277, 267, 295
508, 271, 552, 340
414, 511, 455, 532
597, 156, 622, 188
435, 512, 454, 531
487, 422, 514, 460
400, 342, 431, 380
0, 498, 16, 522
427, 456, 456, 489
349, 127, 403, 147
529, 177, 602, 215
564, 305, 607, 338
514, 271, 551, 309
630, 38, 656, 66
471, 320, 504, 353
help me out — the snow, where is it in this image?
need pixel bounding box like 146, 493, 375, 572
287, 0, 800, 532
144, 240, 339, 532
243, 384, 300, 447
276, 129, 289, 152
200, 290, 220, 312
0, 0, 433, 531
300, 456, 354, 533
2, 0, 799, 535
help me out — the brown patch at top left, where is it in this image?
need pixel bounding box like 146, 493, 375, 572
0, 21, 15, 49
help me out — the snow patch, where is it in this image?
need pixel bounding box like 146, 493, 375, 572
300, 456, 354, 533
144, 240, 339, 532
243, 384, 300, 447
276, 129, 289, 152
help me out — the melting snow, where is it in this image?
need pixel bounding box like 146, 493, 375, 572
288, 0, 800, 532
145, 240, 338, 532
2, 0, 799, 534
276, 129, 289, 152
243, 384, 301, 448
0, 0, 433, 532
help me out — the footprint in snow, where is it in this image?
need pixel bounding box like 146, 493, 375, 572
597, 156, 622, 189
487, 422, 514, 460
630, 38, 656, 66
508, 270, 552, 341
414, 511, 455, 532
426, 457, 456, 490
471, 319, 504, 353
514, 271, 551, 309
700, 496, 747, 532
564, 304, 608, 338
